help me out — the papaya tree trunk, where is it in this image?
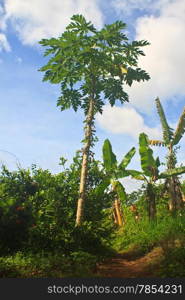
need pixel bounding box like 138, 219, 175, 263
147, 183, 156, 221
75, 98, 94, 226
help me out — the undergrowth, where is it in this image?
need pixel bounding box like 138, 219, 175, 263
113, 208, 185, 277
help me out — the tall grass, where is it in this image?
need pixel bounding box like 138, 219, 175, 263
113, 208, 185, 254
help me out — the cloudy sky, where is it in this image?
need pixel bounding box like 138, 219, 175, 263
0, 0, 185, 191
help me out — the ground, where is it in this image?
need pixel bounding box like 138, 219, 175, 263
95, 247, 164, 277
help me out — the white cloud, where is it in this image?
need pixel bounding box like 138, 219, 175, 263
0, 3, 7, 30
96, 105, 161, 139
112, 0, 185, 112
3, 0, 103, 45
0, 32, 11, 51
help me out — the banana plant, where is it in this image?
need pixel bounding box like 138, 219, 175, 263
149, 97, 185, 211
130, 133, 185, 221
96, 139, 136, 226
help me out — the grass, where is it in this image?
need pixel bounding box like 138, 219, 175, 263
0, 251, 98, 278
1, 209, 185, 278
112, 209, 185, 277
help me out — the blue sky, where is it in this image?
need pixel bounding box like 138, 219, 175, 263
0, 0, 185, 191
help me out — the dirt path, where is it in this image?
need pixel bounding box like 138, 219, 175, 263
96, 247, 164, 277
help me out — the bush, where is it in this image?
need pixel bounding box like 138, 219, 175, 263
113, 207, 185, 256
0, 251, 97, 278
0, 154, 114, 257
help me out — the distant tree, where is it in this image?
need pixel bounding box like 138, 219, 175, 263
99, 139, 136, 226
149, 98, 185, 212
101, 133, 185, 221
39, 14, 150, 226
133, 133, 185, 220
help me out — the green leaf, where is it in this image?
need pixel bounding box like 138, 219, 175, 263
94, 176, 110, 196
103, 139, 117, 172
139, 133, 157, 177
155, 97, 173, 144
112, 180, 127, 203
172, 107, 185, 145
155, 157, 161, 168
159, 166, 185, 178
117, 169, 145, 180
39, 14, 150, 115
118, 147, 136, 169
66, 14, 96, 33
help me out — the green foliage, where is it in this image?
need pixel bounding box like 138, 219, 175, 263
158, 247, 185, 277
102, 139, 117, 173
172, 107, 185, 145
0, 251, 97, 278
0, 153, 113, 256
100, 139, 136, 209
137, 133, 185, 182
159, 166, 185, 178
39, 14, 150, 115
139, 133, 157, 178
112, 181, 127, 204
102, 139, 136, 180
0, 166, 36, 253
113, 207, 185, 255
182, 180, 185, 194
118, 147, 136, 169
155, 97, 174, 144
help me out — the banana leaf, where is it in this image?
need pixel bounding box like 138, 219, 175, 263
155, 156, 161, 168
159, 166, 185, 178
94, 176, 110, 196
118, 147, 136, 169
139, 133, 157, 177
155, 97, 173, 144
117, 169, 144, 178
112, 180, 127, 203
103, 139, 117, 172
172, 107, 185, 145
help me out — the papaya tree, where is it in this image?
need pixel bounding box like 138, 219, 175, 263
39, 14, 150, 226
96, 139, 136, 226
149, 98, 185, 212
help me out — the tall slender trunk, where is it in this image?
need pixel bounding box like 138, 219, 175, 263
114, 199, 123, 226
147, 183, 156, 221
167, 176, 183, 212
75, 98, 94, 226
112, 183, 123, 227
167, 145, 183, 212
